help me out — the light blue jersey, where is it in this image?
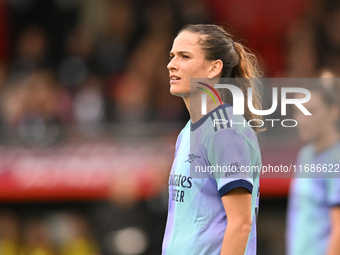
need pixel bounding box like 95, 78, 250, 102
162, 104, 261, 255
287, 142, 340, 255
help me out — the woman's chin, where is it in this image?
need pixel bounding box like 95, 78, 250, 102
170, 87, 189, 97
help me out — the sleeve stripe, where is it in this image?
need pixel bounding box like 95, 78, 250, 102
218, 180, 253, 197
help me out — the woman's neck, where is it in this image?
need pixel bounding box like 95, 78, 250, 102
183, 95, 220, 123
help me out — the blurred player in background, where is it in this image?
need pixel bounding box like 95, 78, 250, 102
162, 24, 262, 255
286, 71, 340, 255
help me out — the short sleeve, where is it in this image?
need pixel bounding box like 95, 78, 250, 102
207, 128, 259, 197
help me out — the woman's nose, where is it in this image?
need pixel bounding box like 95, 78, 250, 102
167, 57, 177, 71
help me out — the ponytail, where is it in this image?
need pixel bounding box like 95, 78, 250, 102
179, 24, 264, 133
230, 42, 263, 133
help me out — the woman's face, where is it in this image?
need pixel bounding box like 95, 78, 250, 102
294, 91, 338, 142
167, 31, 213, 97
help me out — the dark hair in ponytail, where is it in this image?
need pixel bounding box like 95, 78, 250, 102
179, 24, 263, 133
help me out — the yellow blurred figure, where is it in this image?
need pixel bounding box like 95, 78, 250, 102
60, 237, 99, 255
0, 210, 20, 255
19, 247, 55, 255
19, 218, 56, 255
0, 239, 20, 255
60, 214, 99, 255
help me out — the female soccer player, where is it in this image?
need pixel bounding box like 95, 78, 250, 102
286, 73, 340, 255
162, 24, 262, 255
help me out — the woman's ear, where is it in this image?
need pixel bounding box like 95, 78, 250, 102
208, 59, 223, 79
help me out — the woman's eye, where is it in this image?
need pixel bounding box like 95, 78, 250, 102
169, 56, 174, 60
182, 55, 189, 59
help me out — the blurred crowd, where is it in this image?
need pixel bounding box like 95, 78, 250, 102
0, 0, 338, 146
0, 209, 99, 255
0, 0, 213, 145
0, 198, 168, 255
286, 0, 340, 77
